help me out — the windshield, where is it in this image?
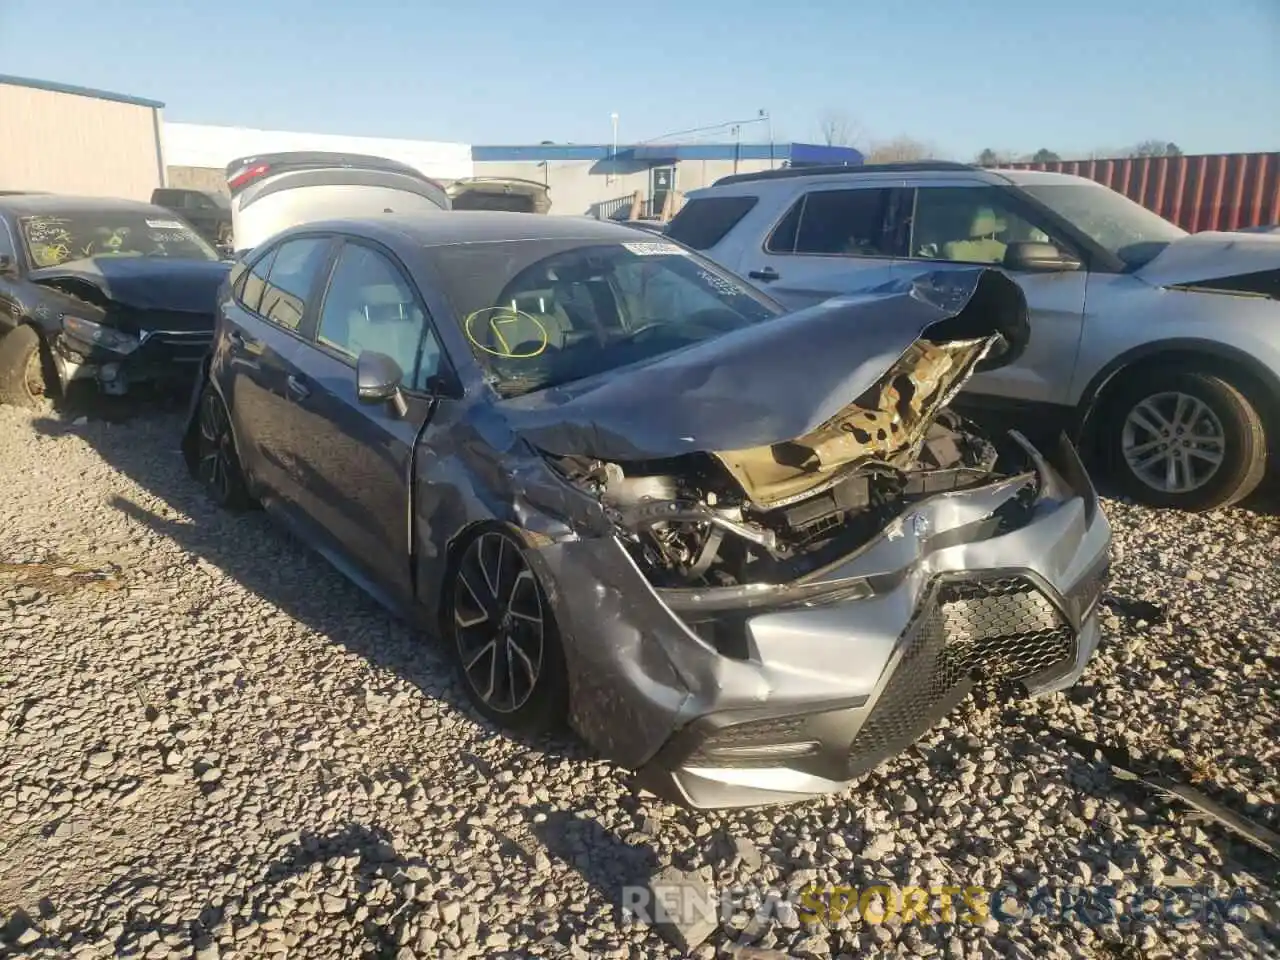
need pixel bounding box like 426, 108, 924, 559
19, 211, 220, 267
1020, 183, 1187, 269
431, 239, 782, 397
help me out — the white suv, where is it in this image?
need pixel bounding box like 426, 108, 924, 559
668, 161, 1280, 511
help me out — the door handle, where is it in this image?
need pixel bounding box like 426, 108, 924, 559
286, 375, 310, 400
747, 266, 780, 282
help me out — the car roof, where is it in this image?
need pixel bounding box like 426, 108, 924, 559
292, 210, 649, 247
988, 168, 1101, 187
0, 194, 176, 217
685, 164, 1106, 201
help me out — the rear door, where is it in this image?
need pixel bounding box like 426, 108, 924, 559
282, 237, 453, 606
226, 152, 452, 254
896, 178, 1089, 406
220, 234, 336, 501
731, 180, 909, 309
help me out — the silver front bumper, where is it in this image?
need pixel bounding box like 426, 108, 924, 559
530, 434, 1112, 810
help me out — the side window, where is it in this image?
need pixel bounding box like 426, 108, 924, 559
0, 219, 15, 259
258, 237, 330, 331
315, 243, 442, 391
798, 188, 894, 256
665, 196, 758, 250
767, 188, 895, 257
238, 247, 277, 313
908, 187, 1055, 266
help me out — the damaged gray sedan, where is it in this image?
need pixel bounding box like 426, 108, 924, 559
183, 213, 1111, 809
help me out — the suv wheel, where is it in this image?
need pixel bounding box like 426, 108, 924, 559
1101, 370, 1267, 511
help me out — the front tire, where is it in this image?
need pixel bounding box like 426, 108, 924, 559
0, 325, 53, 409
445, 528, 568, 734
194, 385, 252, 510
1101, 370, 1267, 511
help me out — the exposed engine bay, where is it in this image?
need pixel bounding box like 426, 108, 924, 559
548, 335, 1037, 588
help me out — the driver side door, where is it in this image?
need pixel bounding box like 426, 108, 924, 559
897, 181, 1089, 406
285, 238, 452, 608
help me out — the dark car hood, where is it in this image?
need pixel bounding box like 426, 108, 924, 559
500, 266, 1029, 462
28, 257, 231, 315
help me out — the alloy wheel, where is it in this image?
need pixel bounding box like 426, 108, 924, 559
197, 390, 237, 503
452, 532, 545, 714
1121, 390, 1226, 494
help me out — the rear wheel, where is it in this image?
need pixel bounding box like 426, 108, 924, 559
445, 528, 568, 733
195, 385, 252, 510
1101, 370, 1267, 511
0, 325, 52, 409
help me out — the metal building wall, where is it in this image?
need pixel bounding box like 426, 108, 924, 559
0, 77, 164, 200
1000, 153, 1280, 232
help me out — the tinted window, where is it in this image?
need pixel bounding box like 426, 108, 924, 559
666, 196, 758, 250
765, 200, 802, 253
429, 239, 781, 397
258, 238, 330, 331
316, 243, 442, 390
788, 188, 894, 256
909, 187, 1062, 266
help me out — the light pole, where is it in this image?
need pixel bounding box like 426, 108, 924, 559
609, 112, 619, 186
759, 108, 774, 168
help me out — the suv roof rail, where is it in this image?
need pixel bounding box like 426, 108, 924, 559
712, 160, 976, 187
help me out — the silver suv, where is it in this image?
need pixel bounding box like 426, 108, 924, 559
669, 161, 1280, 512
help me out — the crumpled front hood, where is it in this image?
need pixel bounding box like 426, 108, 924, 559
1136, 230, 1280, 288
29, 256, 231, 314
501, 266, 1029, 462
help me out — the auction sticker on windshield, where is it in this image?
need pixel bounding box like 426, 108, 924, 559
145, 219, 187, 230
623, 241, 688, 257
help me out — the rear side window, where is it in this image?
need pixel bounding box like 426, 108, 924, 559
666, 196, 758, 250
257, 238, 330, 331
239, 248, 277, 313
766, 188, 895, 257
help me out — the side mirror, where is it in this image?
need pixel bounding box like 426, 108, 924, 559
356, 351, 408, 416
1003, 241, 1082, 273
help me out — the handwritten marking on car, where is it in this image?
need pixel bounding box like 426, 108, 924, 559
463, 307, 549, 359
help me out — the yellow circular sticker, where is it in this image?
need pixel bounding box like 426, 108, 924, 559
464, 307, 548, 359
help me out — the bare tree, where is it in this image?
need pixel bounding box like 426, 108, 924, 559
865, 136, 936, 163
1129, 140, 1183, 158
817, 109, 864, 147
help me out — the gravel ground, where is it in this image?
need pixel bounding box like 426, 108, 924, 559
0, 401, 1276, 959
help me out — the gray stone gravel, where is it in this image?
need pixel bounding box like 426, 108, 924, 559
0, 403, 1276, 959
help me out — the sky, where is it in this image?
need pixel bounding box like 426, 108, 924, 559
1, 0, 1277, 160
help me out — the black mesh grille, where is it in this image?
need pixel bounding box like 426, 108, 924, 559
846, 575, 1076, 779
